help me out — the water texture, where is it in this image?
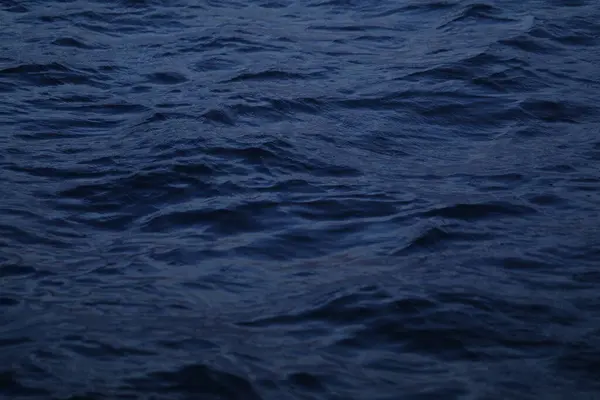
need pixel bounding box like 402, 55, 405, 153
1, 0, 600, 398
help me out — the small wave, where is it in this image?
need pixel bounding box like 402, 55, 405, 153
29, 99, 150, 115
65, 339, 156, 358
135, 111, 198, 126
0, 370, 51, 398
371, 1, 455, 18
438, 2, 516, 28
225, 97, 324, 122
57, 167, 209, 206
557, 330, 600, 384
422, 201, 536, 220
239, 285, 401, 327
0, 297, 19, 307
494, 255, 557, 271
393, 224, 495, 255
0, 0, 27, 13
51, 37, 96, 49
527, 193, 565, 206
286, 371, 324, 391
125, 364, 262, 399
0, 222, 73, 248
499, 34, 562, 54
201, 108, 236, 125
226, 70, 312, 83
201, 36, 286, 53
140, 200, 281, 234
0, 62, 70, 75
0, 259, 36, 278
518, 98, 597, 123
7, 164, 114, 180
191, 56, 239, 72
0, 62, 105, 87
289, 197, 397, 222
144, 71, 188, 85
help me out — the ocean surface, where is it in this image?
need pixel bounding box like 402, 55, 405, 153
1, 0, 599, 399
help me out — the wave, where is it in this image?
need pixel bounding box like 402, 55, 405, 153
2, 0, 600, 398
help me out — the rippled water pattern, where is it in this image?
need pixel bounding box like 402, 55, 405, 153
1, 0, 600, 398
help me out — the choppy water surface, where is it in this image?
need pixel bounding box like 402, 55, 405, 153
1, 0, 600, 398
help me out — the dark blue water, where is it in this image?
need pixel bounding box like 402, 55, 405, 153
1, 0, 600, 398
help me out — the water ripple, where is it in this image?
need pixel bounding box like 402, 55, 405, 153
1, 0, 600, 398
